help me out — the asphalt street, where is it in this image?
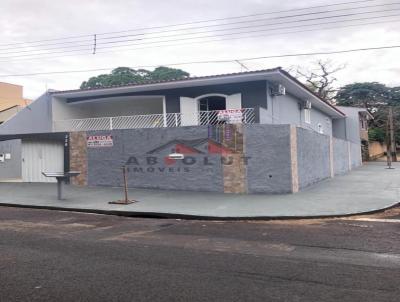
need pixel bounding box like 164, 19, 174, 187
0, 206, 399, 302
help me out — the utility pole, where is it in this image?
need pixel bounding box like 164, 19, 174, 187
389, 107, 397, 162
386, 118, 392, 169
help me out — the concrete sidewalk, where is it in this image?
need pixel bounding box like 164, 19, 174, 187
0, 162, 399, 219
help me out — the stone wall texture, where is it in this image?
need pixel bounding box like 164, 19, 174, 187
69, 132, 88, 186
245, 124, 293, 194
332, 137, 350, 175
296, 127, 331, 189
85, 125, 249, 193
68, 124, 363, 194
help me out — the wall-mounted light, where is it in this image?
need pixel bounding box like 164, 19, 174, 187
168, 153, 184, 160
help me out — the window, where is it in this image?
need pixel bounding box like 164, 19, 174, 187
304, 109, 311, 124
198, 96, 226, 125
198, 96, 226, 112
360, 118, 367, 130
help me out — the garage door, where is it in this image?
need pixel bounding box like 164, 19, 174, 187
22, 140, 64, 183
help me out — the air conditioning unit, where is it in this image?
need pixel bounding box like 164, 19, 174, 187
270, 84, 286, 96
304, 100, 312, 109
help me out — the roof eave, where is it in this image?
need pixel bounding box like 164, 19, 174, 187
51, 68, 281, 98
50, 68, 345, 119
277, 69, 345, 119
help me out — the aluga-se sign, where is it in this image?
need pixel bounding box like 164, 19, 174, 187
217, 109, 243, 124
87, 135, 113, 147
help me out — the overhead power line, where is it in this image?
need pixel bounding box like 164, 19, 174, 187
0, 16, 398, 64
0, 0, 385, 49
0, 11, 398, 61
96, 0, 381, 37
1, 2, 396, 53
0, 5, 398, 57
94, 11, 400, 48
93, 8, 400, 46
96, 2, 400, 41
95, 18, 400, 53
1, 43, 399, 77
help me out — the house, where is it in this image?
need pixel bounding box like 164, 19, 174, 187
336, 106, 373, 161
0, 68, 345, 135
0, 82, 31, 124
0, 68, 364, 193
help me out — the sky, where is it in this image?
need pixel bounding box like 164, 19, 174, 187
0, 0, 399, 100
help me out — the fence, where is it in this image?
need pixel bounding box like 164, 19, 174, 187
54, 108, 255, 132
54, 113, 182, 132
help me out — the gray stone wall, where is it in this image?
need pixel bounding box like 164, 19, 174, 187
86, 124, 295, 193
333, 137, 350, 175
0, 139, 21, 179
82, 123, 361, 194
87, 126, 224, 192
296, 127, 331, 189
245, 124, 293, 194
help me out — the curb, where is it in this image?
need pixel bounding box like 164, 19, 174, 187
0, 201, 399, 221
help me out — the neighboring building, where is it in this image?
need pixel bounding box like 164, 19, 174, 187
0, 82, 31, 124
336, 106, 373, 161
0, 68, 364, 193
0, 106, 20, 125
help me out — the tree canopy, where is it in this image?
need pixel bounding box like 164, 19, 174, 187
80, 66, 190, 89
336, 82, 389, 109
336, 82, 400, 142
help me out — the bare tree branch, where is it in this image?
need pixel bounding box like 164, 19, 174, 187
290, 59, 346, 103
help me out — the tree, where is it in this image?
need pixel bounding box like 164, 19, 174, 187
336, 82, 400, 143
368, 127, 385, 143
80, 66, 190, 89
291, 59, 345, 103
149, 66, 190, 82
336, 82, 389, 109
336, 82, 391, 129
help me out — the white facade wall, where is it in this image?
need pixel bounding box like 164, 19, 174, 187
52, 96, 164, 121
261, 90, 333, 136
